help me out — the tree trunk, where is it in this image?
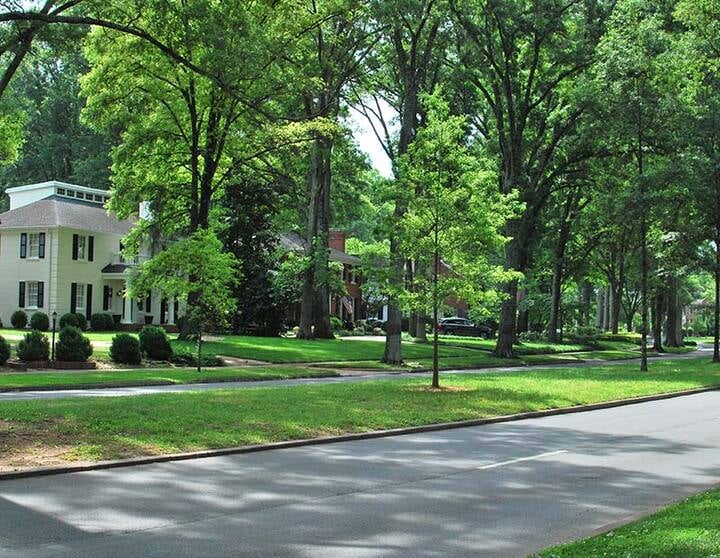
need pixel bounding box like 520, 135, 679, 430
664, 277, 681, 347
548, 258, 563, 343
714, 237, 720, 363
603, 287, 611, 331
652, 290, 664, 352
494, 279, 518, 358
581, 281, 592, 327
432, 223, 440, 388
596, 288, 604, 328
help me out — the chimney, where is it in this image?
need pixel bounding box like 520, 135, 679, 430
329, 230, 346, 252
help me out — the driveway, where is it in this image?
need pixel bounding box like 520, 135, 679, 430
0, 391, 718, 557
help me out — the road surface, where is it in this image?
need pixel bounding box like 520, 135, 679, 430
1, 391, 719, 557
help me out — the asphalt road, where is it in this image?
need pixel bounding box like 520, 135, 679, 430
0, 345, 711, 402
1, 391, 719, 557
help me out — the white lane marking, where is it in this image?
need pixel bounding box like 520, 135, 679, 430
477, 450, 569, 470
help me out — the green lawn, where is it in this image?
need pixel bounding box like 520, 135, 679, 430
171, 336, 481, 363
0, 366, 337, 390
437, 335, 591, 354
1, 357, 718, 468
538, 488, 720, 557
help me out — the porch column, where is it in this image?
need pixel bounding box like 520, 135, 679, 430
121, 284, 133, 324
167, 296, 176, 325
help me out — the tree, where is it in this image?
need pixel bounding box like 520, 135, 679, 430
593, 0, 684, 370
353, 0, 448, 363
130, 230, 236, 371
397, 89, 513, 386
452, 0, 613, 357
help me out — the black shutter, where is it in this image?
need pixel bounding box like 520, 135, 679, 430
88, 236, 94, 262
86, 284, 93, 320
37, 281, 44, 308
38, 233, 46, 259
70, 283, 77, 313
72, 234, 79, 260
18, 282, 25, 307
145, 293, 152, 313
20, 233, 27, 259
103, 286, 110, 311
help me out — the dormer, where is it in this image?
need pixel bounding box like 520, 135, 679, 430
6, 181, 111, 210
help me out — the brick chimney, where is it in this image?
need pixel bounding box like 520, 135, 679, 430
329, 230, 346, 252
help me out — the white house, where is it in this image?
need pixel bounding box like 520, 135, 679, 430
0, 181, 178, 328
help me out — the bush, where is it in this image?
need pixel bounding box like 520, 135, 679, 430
170, 352, 223, 367
55, 326, 93, 362
74, 313, 88, 331
139, 326, 173, 360
16, 330, 49, 361
30, 312, 50, 332
518, 331, 545, 343
109, 334, 142, 365
0, 335, 9, 365
11, 310, 27, 329
330, 316, 343, 331
59, 312, 79, 329
90, 313, 115, 331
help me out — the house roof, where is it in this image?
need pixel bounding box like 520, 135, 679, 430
279, 232, 361, 265
0, 195, 134, 235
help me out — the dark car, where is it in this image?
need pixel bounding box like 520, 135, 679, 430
436, 317, 494, 338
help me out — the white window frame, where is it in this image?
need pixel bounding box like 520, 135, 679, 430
77, 235, 87, 261
75, 283, 86, 312
27, 281, 39, 309
28, 233, 40, 259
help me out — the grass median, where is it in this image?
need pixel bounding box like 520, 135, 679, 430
1, 357, 718, 471
537, 487, 720, 557
0, 366, 339, 391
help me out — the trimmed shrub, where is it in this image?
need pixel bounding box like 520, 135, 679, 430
30, 312, 50, 332
170, 352, 223, 367
59, 312, 79, 329
0, 335, 10, 365
90, 313, 115, 331
110, 334, 141, 365
139, 326, 173, 360
11, 310, 27, 329
330, 316, 343, 331
55, 326, 93, 362
74, 313, 88, 331
17, 330, 49, 361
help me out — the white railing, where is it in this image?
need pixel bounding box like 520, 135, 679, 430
111, 252, 140, 265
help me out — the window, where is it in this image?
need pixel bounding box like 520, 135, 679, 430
77, 235, 86, 260
94, 195, 103, 202
75, 283, 86, 312
28, 233, 40, 258
27, 281, 39, 308
66, 190, 75, 197
76, 192, 85, 200
57, 188, 66, 195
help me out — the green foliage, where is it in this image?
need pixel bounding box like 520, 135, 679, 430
330, 316, 344, 331
74, 313, 88, 331
109, 334, 142, 365
29, 312, 49, 332
11, 310, 27, 329
130, 229, 238, 333
55, 326, 93, 362
0, 335, 10, 365
59, 313, 79, 329
139, 326, 173, 361
396, 89, 517, 323
90, 313, 115, 331
16, 330, 49, 361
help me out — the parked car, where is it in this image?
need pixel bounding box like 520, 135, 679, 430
436, 317, 494, 338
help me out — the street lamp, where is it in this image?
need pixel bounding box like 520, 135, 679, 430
51, 311, 57, 361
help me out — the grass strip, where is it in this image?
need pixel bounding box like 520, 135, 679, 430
537, 487, 720, 557
0, 357, 718, 469
0, 367, 337, 391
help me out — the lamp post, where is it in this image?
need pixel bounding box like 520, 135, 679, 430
51, 311, 57, 361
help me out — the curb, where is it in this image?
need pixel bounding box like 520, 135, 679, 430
2, 383, 718, 481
